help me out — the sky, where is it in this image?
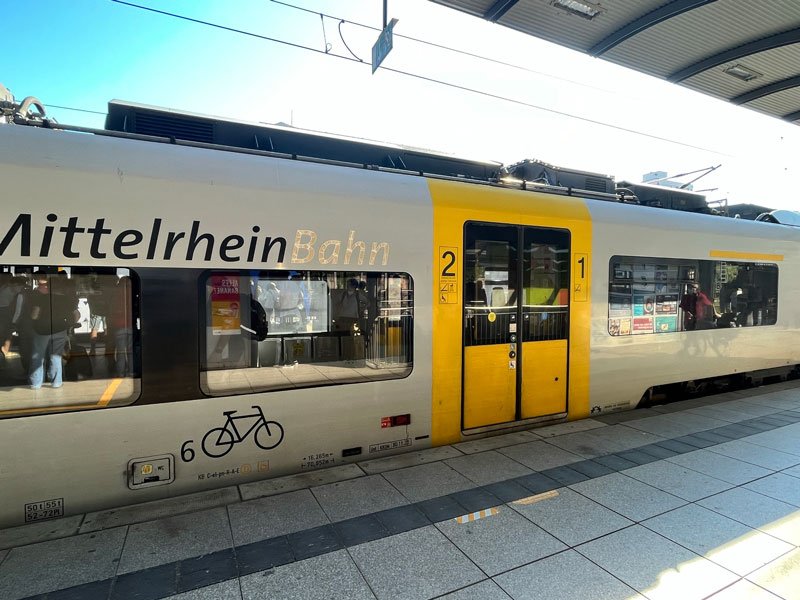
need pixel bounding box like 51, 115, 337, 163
3, 0, 799, 211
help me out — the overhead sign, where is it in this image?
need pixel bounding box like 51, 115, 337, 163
372, 18, 398, 74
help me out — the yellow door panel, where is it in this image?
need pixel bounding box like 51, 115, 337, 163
430, 178, 593, 445
464, 345, 516, 429
521, 340, 568, 418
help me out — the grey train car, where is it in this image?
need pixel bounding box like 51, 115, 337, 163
0, 107, 797, 528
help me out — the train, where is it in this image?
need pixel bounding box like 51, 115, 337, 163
0, 88, 798, 529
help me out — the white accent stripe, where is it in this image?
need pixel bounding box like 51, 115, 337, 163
455, 507, 500, 524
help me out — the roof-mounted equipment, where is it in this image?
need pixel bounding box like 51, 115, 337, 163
105, 100, 501, 181
500, 159, 615, 194
0, 83, 54, 127
755, 210, 800, 226
615, 180, 711, 214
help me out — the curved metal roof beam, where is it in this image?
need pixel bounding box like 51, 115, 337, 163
732, 75, 800, 105
590, 0, 716, 57
783, 109, 800, 123
669, 27, 800, 83
485, 0, 519, 22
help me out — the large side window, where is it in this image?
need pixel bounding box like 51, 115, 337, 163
0, 266, 141, 418
608, 256, 778, 335
200, 270, 413, 396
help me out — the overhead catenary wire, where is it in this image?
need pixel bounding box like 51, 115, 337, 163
106, 0, 728, 156
339, 20, 363, 62
46, 104, 107, 116
319, 12, 331, 53
268, 0, 614, 94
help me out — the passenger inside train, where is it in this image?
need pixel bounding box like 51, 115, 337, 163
607, 258, 777, 335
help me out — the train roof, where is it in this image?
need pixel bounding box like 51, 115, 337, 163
105, 100, 503, 182
101, 101, 631, 203
1, 86, 790, 221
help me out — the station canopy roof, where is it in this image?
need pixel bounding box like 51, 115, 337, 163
430, 0, 800, 125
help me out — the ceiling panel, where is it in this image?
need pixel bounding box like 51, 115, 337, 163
750, 87, 800, 122
686, 45, 800, 103
431, 0, 800, 125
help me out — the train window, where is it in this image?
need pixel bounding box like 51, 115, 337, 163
464, 224, 518, 346
464, 223, 570, 346
607, 256, 778, 336
200, 270, 413, 396
522, 228, 570, 342
0, 267, 141, 419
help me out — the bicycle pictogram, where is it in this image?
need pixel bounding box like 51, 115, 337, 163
199, 405, 285, 459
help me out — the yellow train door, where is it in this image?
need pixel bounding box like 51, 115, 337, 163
463, 222, 570, 429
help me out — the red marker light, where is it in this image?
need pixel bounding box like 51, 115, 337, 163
393, 414, 411, 426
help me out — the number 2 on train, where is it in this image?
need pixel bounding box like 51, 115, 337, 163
440, 249, 456, 277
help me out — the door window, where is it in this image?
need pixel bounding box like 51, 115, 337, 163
522, 229, 570, 342
464, 223, 517, 347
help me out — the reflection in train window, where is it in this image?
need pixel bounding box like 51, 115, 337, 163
607, 256, 778, 335
464, 222, 570, 346
200, 270, 413, 396
0, 266, 141, 419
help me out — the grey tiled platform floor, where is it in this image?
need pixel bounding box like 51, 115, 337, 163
3, 381, 800, 600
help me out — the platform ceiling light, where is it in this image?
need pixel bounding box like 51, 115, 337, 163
551, 0, 605, 20
724, 63, 763, 82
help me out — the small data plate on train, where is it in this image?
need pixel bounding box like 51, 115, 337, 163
25, 498, 64, 523
369, 438, 411, 454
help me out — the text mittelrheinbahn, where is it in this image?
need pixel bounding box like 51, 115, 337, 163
0, 214, 390, 265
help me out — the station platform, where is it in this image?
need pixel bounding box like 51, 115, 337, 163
2, 382, 800, 600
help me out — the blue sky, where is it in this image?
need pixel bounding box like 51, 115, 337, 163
4, 0, 799, 210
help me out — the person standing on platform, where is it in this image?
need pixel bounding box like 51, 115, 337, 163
28, 273, 79, 389
680, 283, 716, 331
